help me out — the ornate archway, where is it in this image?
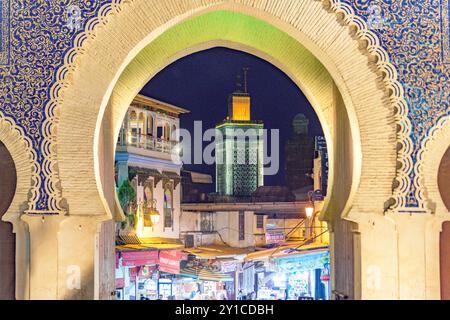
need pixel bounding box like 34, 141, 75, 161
52, 0, 402, 300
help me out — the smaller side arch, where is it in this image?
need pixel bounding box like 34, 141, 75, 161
0, 115, 34, 300
420, 116, 450, 300
421, 116, 450, 218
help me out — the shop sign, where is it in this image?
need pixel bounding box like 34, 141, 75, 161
121, 250, 158, 267
320, 263, 331, 282
276, 251, 329, 273
139, 265, 157, 279
129, 266, 139, 281
159, 250, 184, 274
265, 231, 285, 244
115, 278, 125, 289
220, 260, 238, 273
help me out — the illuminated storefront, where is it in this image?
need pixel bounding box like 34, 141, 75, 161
248, 246, 330, 300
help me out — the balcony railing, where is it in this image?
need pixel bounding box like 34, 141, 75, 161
118, 131, 178, 155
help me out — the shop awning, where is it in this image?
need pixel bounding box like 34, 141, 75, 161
162, 171, 181, 188
184, 245, 252, 260
117, 235, 184, 250
246, 243, 329, 261
128, 167, 163, 186
180, 267, 234, 282
119, 250, 159, 267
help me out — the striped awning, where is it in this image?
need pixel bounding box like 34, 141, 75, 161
246, 243, 329, 261
180, 267, 234, 282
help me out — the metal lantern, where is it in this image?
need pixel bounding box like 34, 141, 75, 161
150, 206, 160, 226
305, 203, 314, 219
143, 199, 160, 227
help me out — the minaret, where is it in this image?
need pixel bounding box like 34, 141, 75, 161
216, 68, 264, 197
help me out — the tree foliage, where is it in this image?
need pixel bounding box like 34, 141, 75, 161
118, 179, 137, 229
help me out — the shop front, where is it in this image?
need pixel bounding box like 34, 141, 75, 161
115, 250, 159, 300
175, 256, 236, 300
115, 248, 188, 300
247, 245, 330, 300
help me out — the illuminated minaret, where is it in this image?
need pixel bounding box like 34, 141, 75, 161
216, 69, 264, 196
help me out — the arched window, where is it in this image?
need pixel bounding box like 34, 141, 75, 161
164, 123, 170, 141
143, 180, 154, 227
129, 110, 138, 134
138, 113, 145, 135
163, 183, 173, 229
172, 125, 177, 142
147, 115, 154, 137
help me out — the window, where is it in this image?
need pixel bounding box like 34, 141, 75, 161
129, 111, 138, 136
172, 125, 177, 141
138, 113, 145, 135
200, 212, 214, 232
164, 123, 170, 141
147, 116, 154, 136
157, 126, 163, 139
143, 180, 153, 227
164, 184, 173, 229
239, 211, 245, 241
256, 215, 264, 229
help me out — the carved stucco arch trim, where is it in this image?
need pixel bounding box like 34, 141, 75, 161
50, 0, 407, 216
420, 115, 450, 220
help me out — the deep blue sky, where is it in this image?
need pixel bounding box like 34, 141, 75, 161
140, 47, 323, 187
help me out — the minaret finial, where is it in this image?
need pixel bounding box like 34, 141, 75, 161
243, 67, 249, 94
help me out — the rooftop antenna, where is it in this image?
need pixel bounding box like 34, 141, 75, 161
243, 67, 250, 94
235, 73, 243, 92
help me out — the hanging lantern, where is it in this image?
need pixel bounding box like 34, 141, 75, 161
143, 199, 160, 227
305, 203, 314, 219
150, 206, 160, 225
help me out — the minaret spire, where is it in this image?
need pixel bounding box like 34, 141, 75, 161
243, 67, 249, 94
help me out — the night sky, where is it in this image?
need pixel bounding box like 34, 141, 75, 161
140, 47, 323, 188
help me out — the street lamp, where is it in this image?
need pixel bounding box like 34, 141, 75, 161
305, 191, 317, 240
305, 204, 314, 219
150, 206, 160, 226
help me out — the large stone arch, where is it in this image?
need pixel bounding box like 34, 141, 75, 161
46, 0, 419, 299
0, 116, 34, 300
